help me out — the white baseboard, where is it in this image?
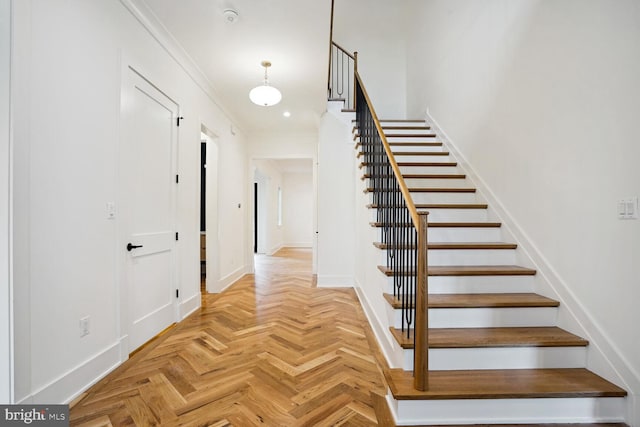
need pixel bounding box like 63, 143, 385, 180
282, 242, 312, 248
316, 274, 354, 287
17, 341, 123, 404
266, 244, 283, 256
426, 111, 639, 424
216, 265, 249, 293
354, 283, 404, 369
179, 293, 200, 320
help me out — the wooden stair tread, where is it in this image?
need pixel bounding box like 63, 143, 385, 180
384, 133, 437, 138
430, 222, 501, 227
368, 203, 488, 209
388, 327, 588, 349
384, 368, 627, 400
383, 293, 558, 309
374, 242, 517, 250
357, 151, 450, 158
356, 142, 443, 151
354, 133, 437, 139
362, 174, 466, 181
378, 265, 536, 276
358, 141, 443, 147
370, 222, 501, 228
378, 119, 426, 123
429, 265, 536, 276
381, 126, 431, 130
392, 151, 450, 156
360, 161, 458, 168
365, 187, 476, 193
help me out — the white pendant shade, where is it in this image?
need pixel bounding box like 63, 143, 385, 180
249, 84, 282, 106
250, 60, 282, 107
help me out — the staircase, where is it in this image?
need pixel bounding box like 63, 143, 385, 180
354, 119, 628, 425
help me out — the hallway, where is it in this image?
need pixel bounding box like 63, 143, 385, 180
69, 248, 387, 426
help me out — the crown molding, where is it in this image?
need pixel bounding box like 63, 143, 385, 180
118, 0, 245, 133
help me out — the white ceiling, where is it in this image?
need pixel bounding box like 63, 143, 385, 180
140, 0, 332, 135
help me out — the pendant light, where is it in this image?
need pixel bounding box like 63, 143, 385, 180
249, 61, 282, 107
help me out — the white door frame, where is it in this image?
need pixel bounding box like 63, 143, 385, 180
1, 0, 14, 403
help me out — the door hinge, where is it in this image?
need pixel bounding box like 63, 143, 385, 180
176, 289, 179, 298
176, 116, 184, 127
176, 174, 179, 183
175, 232, 179, 241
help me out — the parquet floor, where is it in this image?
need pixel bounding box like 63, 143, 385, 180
70, 248, 388, 426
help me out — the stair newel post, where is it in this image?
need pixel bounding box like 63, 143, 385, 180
414, 211, 429, 391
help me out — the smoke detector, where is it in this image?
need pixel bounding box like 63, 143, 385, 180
223, 9, 239, 24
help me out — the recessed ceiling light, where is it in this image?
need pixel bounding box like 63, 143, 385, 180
283, 111, 291, 118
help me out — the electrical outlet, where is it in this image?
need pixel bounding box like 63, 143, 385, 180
80, 316, 90, 337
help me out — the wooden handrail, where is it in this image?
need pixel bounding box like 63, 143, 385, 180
354, 70, 420, 228
332, 41, 356, 60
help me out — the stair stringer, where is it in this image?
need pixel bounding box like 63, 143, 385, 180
425, 111, 639, 426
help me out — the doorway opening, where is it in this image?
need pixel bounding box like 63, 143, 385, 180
253, 182, 258, 253
252, 159, 314, 260
200, 127, 219, 295
200, 140, 206, 293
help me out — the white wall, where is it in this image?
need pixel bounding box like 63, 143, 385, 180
333, 0, 407, 118
282, 171, 313, 247
405, 0, 640, 422
317, 111, 355, 286
247, 132, 317, 160
0, 0, 12, 404
11, 0, 248, 404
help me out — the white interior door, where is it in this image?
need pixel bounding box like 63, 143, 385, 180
120, 67, 178, 353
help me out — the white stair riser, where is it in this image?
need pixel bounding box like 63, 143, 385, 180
424, 209, 488, 222
398, 165, 461, 174
410, 192, 478, 204
368, 191, 479, 205
390, 145, 444, 153
382, 128, 432, 135
375, 248, 516, 266
426, 275, 535, 294
429, 249, 516, 266
369, 207, 488, 222
427, 227, 503, 242
427, 307, 557, 328
402, 178, 470, 187
379, 121, 426, 127
391, 307, 556, 329
385, 136, 439, 143
374, 227, 502, 243
391, 395, 627, 425
400, 346, 587, 371
394, 154, 453, 163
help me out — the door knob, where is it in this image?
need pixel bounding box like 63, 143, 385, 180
126, 243, 143, 252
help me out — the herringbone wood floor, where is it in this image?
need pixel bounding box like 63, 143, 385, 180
69, 248, 388, 426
